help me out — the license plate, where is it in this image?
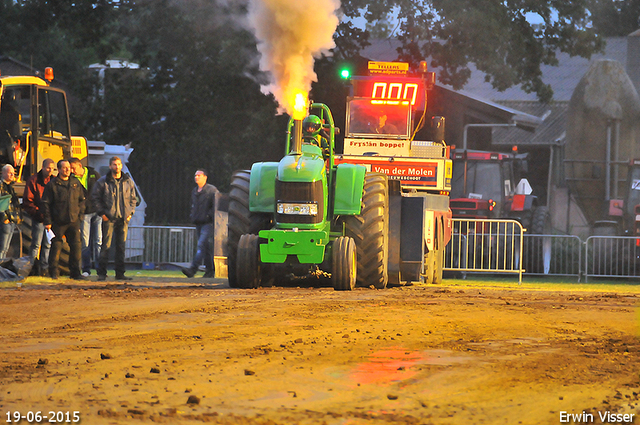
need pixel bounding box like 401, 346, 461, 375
277, 203, 318, 216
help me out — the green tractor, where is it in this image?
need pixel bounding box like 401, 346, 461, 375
227, 103, 389, 290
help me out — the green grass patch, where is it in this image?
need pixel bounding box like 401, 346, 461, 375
2, 270, 639, 294
442, 275, 640, 294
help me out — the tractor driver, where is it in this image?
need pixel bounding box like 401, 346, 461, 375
302, 115, 330, 158
372, 113, 399, 135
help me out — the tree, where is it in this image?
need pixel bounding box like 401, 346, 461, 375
338, 0, 605, 102
589, 0, 640, 37
92, 0, 285, 223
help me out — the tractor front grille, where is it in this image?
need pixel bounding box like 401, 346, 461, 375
275, 180, 324, 225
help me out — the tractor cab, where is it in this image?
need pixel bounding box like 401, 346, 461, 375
0, 69, 87, 193
346, 98, 411, 140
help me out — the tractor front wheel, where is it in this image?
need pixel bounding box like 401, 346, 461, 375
332, 236, 356, 291
236, 234, 261, 289
227, 170, 271, 288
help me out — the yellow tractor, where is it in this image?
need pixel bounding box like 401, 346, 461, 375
0, 67, 88, 262
0, 67, 88, 192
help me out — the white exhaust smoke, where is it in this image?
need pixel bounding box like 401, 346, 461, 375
247, 0, 340, 119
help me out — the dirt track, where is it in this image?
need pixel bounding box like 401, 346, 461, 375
0, 277, 639, 424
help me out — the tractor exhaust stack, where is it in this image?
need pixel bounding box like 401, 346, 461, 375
291, 119, 303, 155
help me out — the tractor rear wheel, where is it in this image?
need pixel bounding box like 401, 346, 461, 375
530, 206, 551, 235
343, 173, 389, 289
332, 236, 356, 291
236, 234, 261, 289
227, 170, 271, 288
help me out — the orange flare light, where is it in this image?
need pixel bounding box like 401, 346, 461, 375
292, 92, 307, 120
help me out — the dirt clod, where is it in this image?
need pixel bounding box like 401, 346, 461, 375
186, 395, 200, 405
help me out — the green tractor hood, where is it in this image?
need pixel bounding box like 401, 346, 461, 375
278, 153, 326, 182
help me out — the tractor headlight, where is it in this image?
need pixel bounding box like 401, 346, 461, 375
277, 202, 318, 216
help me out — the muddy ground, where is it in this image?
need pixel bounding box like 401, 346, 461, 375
0, 276, 639, 425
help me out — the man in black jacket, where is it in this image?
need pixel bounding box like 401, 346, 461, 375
92, 156, 137, 281
42, 159, 85, 280
182, 169, 218, 278
69, 157, 101, 277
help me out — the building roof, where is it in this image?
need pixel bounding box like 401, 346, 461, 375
462, 37, 627, 103
492, 101, 567, 146
361, 37, 628, 103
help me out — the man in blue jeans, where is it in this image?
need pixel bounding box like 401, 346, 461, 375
182, 169, 218, 278
23, 158, 56, 275
69, 157, 101, 277
92, 156, 137, 281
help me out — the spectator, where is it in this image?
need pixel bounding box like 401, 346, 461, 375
92, 156, 137, 281
22, 158, 55, 275
182, 169, 218, 278
0, 164, 21, 259
69, 157, 101, 277
42, 160, 85, 280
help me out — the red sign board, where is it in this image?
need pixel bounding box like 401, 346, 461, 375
336, 157, 438, 187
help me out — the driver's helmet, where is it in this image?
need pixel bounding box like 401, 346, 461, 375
302, 115, 322, 136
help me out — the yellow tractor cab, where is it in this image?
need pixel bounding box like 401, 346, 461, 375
0, 68, 87, 195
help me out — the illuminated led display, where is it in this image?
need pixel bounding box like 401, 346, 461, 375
370, 82, 419, 105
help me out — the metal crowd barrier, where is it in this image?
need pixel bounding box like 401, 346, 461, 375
125, 225, 196, 264
584, 236, 640, 282
445, 219, 525, 283
123, 225, 640, 283
522, 234, 582, 279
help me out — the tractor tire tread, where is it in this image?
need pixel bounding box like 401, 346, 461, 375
343, 173, 388, 289
227, 170, 271, 288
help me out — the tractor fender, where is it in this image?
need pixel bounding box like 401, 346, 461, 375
333, 163, 367, 215
249, 162, 278, 213
509, 194, 537, 212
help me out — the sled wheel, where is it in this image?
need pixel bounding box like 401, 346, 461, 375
432, 222, 444, 284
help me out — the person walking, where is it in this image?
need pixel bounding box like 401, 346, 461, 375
92, 156, 137, 281
42, 159, 85, 280
69, 157, 101, 277
182, 169, 218, 278
22, 158, 55, 275
0, 164, 21, 259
